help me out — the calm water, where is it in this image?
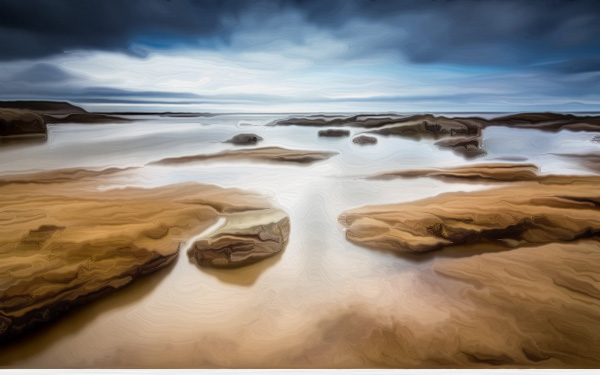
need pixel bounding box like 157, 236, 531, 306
1, 114, 599, 367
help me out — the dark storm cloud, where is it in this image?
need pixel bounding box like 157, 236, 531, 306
1, 0, 599, 69
0, 0, 243, 59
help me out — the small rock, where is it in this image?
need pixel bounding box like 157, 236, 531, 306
226, 133, 263, 145
352, 135, 378, 145
318, 129, 350, 137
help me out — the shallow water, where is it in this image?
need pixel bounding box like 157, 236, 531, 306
1, 114, 599, 367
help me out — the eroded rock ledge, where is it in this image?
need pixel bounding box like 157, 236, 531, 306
188, 208, 290, 268
369, 163, 542, 182
0, 174, 274, 341
339, 175, 600, 253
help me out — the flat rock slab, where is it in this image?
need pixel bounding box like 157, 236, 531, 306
318, 129, 350, 137
369, 163, 541, 182
339, 174, 600, 253
188, 208, 290, 268
149, 146, 338, 165
0, 176, 271, 341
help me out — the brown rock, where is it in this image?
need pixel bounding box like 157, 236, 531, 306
226, 133, 264, 145
188, 209, 290, 268
149, 146, 338, 165
352, 135, 378, 145
318, 129, 351, 137
0, 174, 272, 341
0, 109, 46, 137
339, 175, 600, 253
370, 163, 541, 182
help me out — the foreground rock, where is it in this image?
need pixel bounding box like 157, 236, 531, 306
149, 146, 338, 165
0, 173, 273, 341
188, 209, 290, 268
318, 129, 351, 137
370, 163, 542, 182
0, 109, 46, 137
226, 133, 264, 145
339, 175, 600, 253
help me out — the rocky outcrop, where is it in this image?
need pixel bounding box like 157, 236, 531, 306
226, 133, 264, 145
0, 101, 128, 124
339, 175, 600, 253
188, 209, 290, 268
149, 146, 338, 165
0, 173, 273, 341
0, 109, 46, 137
0, 101, 86, 115
487, 112, 600, 132
270, 114, 402, 128
371, 116, 483, 140
352, 135, 377, 145
318, 129, 351, 137
434, 135, 486, 158
370, 163, 541, 182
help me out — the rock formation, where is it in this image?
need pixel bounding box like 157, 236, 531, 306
226, 133, 264, 145
339, 175, 600, 253
149, 146, 338, 165
318, 129, 351, 137
369, 163, 541, 182
352, 135, 378, 145
0, 172, 275, 341
188, 209, 290, 268
0, 109, 46, 137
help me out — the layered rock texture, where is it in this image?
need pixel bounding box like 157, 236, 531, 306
339, 175, 600, 253
0, 170, 277, 341
188, 209, 290, 268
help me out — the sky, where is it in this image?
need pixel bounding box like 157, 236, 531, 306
0, 0, 599, 113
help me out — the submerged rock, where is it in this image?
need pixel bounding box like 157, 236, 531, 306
188, 208, 290, 268
226, 133, 264, 145
318, 129, 351, 137
352, 135, 378, 145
